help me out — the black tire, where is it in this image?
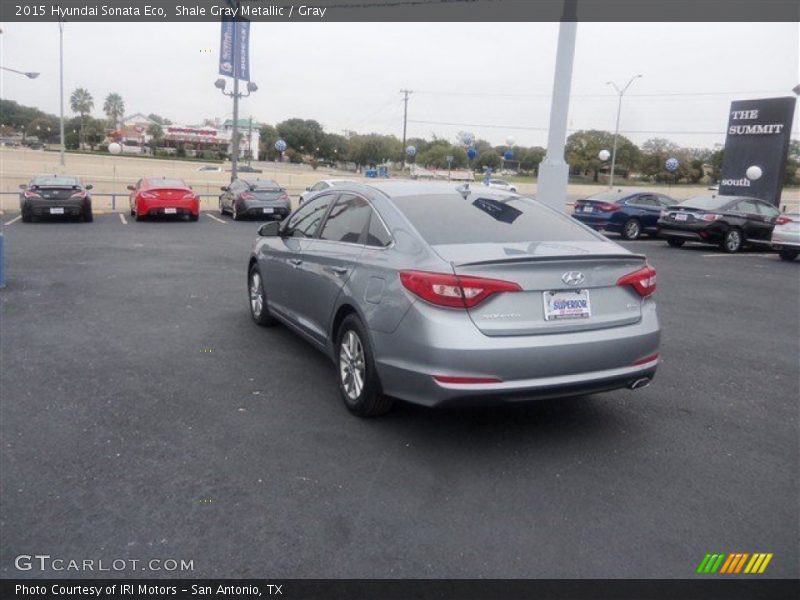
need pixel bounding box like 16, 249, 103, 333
21, 207, 32, 223
621, 218, 642, 240
130, 207, 135, 217
135, 211, 145, 222
336, 314, 393, 417
248, 264, 278, 327
722, 228, 743, 253
83, 208, 93, 222
189, 213, 199, 222
778, 248, 799, 261
667, 237, 684, 248
232, 202, 241, 221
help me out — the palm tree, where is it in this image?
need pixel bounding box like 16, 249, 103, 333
103, 93, 125, 130
69, 88, 94, 149
146, 123, 164, 156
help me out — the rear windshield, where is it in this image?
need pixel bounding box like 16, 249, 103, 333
32, 176, 78, 187
246, 180, 282, 191
586, 191, 630, 202
393, 193, 599, 245
147, 178, 187, 188
679, 196, 733, 210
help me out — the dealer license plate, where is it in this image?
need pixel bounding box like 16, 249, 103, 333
49, 207, 65, 215
262, 207, 274, 214
164, 208, 177, 214
543, 290, 591, 321
675, 213, 688, 221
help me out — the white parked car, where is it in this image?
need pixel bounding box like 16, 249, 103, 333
771, 212, 800, 261
483, 178, 517, 193
299, 179, 355, 204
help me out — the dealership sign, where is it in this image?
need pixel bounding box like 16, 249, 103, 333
219, 19, 250, 81
719, 97, 796, 205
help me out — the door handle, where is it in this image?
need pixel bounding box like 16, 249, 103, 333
290, 259, 303, 267
331, 267, 348, 275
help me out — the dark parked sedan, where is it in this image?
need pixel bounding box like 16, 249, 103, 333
572, 190, 675, 240
657, 195, 780, 253
19, 175, 93, 222
219, 178, 291, 221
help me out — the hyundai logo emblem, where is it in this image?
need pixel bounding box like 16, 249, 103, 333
562, 271, 585, 286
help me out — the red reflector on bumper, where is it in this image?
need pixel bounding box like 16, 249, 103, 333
633, 353, 660, 366
433, 375, 503, 385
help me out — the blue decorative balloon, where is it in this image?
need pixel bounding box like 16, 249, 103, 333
458, 131, 475, 147
275, 139, 287, 152
467, 147, 477, 160
504, 150, 514, 161
665, 157, 679, 172
406, 145, 416, 157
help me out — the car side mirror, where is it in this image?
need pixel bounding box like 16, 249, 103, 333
19, 184, 27, 190
258, 221, 281, 237
127, 185, 135, 191
305, 186, 311, 191
85, 184, 93, 190
221, 186, 229, 192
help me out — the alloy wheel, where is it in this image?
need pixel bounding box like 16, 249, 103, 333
726, 230, 741, 252
339, 330, 365, 401
625, 220, 641, 239
249, 272, 263, 318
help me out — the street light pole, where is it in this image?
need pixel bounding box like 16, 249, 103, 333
400, 89, 413, 172
536, 0, 578, 212
606, 74, 642, 188
58, 20, 65, 166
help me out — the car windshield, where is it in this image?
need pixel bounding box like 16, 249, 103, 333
679, 196, 733, 210
32, 176, 79, 187
393, 192, 599, 245
147, 178, 187, 188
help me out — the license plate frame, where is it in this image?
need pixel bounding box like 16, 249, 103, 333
583, 206, 594, 213
163, 207, 177, 215
675, 213, 688, 221
49, 207, 65, 215
262, 207, 275, 214
543, 289, 591, 321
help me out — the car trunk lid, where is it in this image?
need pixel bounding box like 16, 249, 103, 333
33, 186, 81, 201
433, 241, 648, 336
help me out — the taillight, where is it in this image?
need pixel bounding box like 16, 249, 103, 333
23, 190, 41, 199
617, 265, 656, 298
70, 191, 88, 199
596, 202, 620, 212
776, 215, 795, 225
660, 210, 669, 218
279, 192, 290, 201
399, 270, 521, 309
140, 191, 157, 199
701, 213, 722, 222
241, 192, 256, 200
182, 191, 198, 201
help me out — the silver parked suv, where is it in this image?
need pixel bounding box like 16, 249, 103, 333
247, 181, 660, 416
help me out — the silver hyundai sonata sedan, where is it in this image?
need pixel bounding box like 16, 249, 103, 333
247, 181, 660, 416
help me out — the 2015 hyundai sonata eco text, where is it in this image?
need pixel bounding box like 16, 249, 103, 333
247, 181, 660, 416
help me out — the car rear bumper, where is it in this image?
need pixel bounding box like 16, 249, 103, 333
25, 200, 87, 217
138, 199, 199, 216
771, 230, 800, 249
240, 203, 290, 219
371, 299, 660, 407
572, 213, 620, 231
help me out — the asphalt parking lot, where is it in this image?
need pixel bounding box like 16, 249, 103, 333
0, 211, 797, 579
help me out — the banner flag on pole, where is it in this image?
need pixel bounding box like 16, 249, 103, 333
219, 19, 250, 81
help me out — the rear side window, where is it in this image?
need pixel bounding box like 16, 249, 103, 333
319, 194, 371, 244
366, 211, 392, 248
285, 194, 334, 238
393, 193, 599, 245
756, 202, 779, 217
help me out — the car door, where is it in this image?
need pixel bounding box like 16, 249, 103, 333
733, 199, 765, 241
753, 200, 780, 242
296, 193, 372, 346
633, 194, 662, 231
260, 193, 336, 328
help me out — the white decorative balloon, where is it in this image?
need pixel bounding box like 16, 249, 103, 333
746, 165, 763, 181
598, 149, 611, 161
505, 136, 515, 147
108, 142, 122, 155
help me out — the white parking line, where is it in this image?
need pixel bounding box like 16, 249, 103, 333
119, 213, 128, 225
4, 216, 21, 226
702, 253, 774, 258
205, 213, 227, 224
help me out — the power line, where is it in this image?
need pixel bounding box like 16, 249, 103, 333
407, 118, 726, 136
414, 89, 788, 99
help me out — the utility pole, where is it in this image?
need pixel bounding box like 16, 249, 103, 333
400, 89, 413, 172
247, 116, 252, 165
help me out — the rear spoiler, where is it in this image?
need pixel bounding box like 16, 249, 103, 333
457, 253, 646, 267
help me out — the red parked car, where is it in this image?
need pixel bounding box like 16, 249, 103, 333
128, 177, 200, 222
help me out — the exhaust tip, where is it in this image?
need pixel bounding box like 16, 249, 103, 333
628, 377, 651, 391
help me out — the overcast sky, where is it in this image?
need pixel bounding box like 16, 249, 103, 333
1, 21, 798, 148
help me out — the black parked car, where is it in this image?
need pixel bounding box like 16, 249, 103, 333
219, 178, 291, 221
19, 175, 93, 222
657, 195, 780, 253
